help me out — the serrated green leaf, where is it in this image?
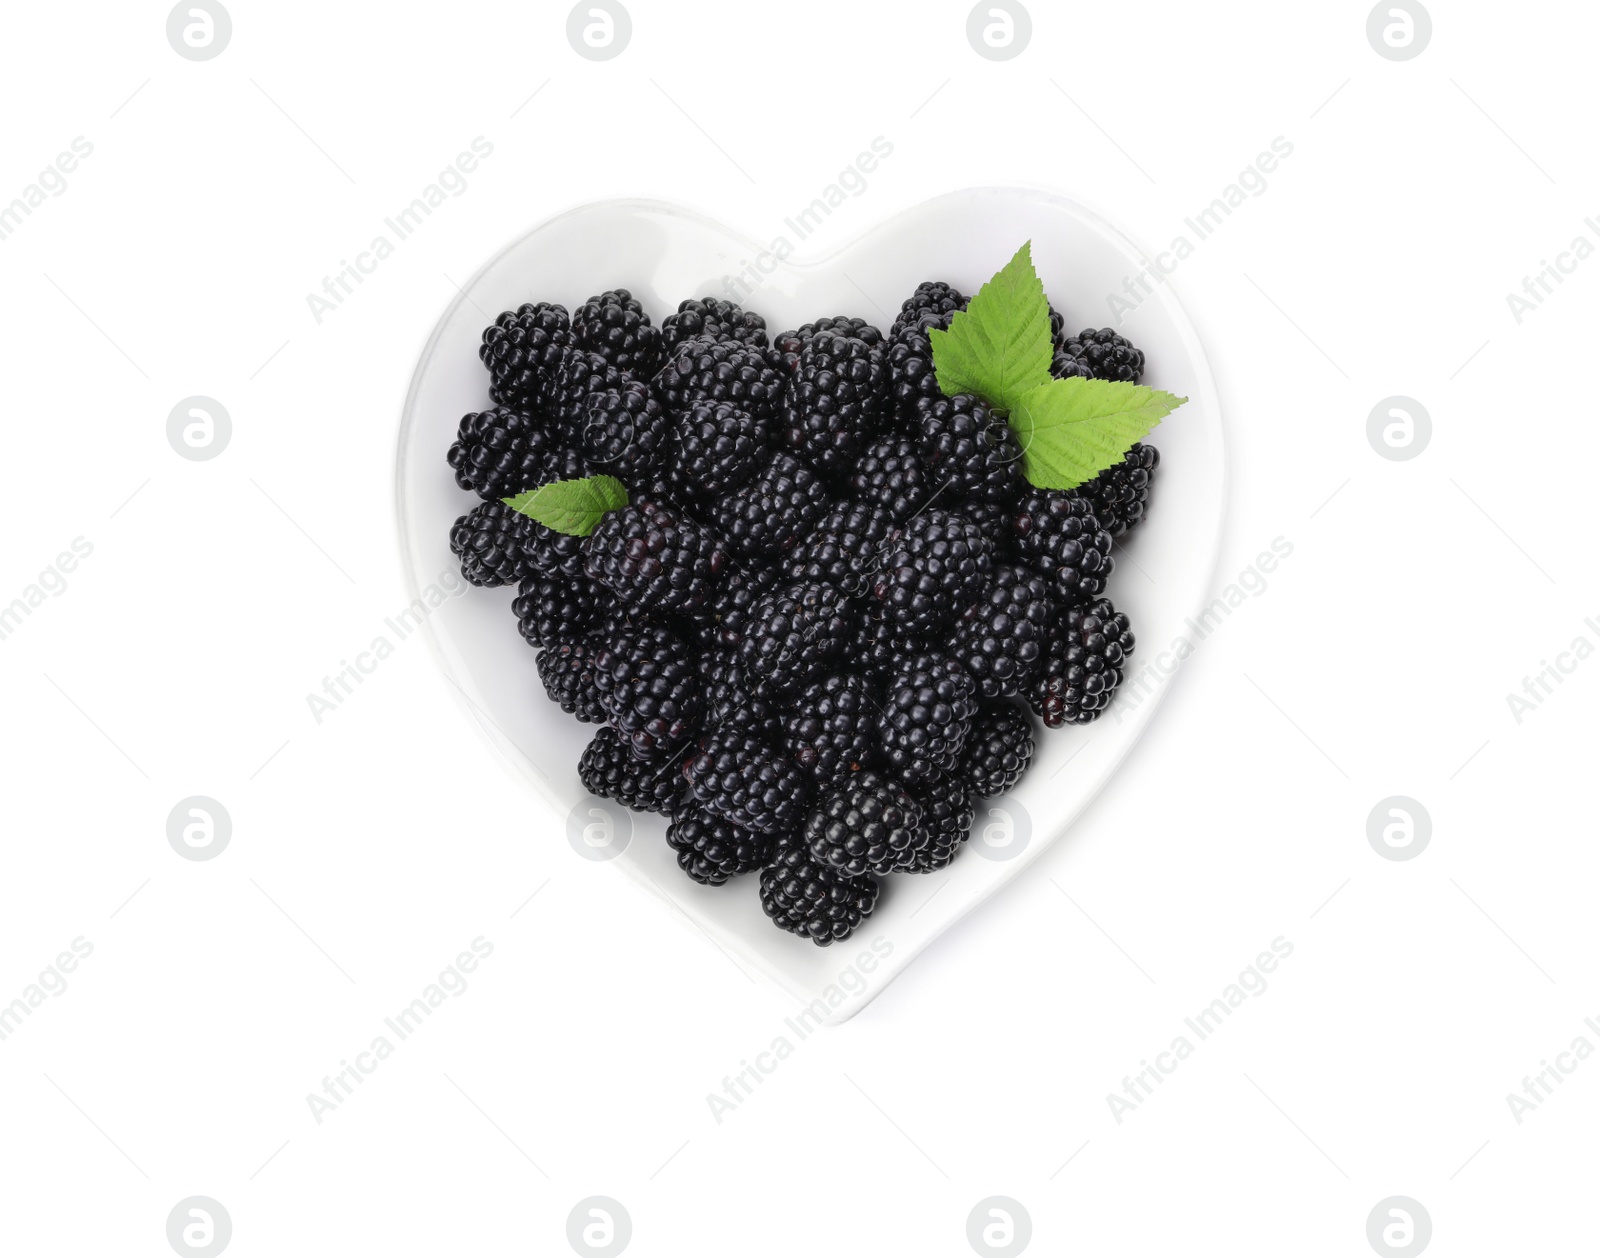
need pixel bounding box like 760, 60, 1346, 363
503, 475, 628, 536
1011, 378, 1187, 490
930, 240, 1054, 416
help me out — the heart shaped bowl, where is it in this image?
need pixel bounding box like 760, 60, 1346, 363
396, 188, 1225, 1022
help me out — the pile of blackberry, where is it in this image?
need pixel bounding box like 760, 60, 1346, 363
447, 284, 1155, 946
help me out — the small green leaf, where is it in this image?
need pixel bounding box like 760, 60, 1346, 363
503, 475, 628, 536
1011, 378, 1187, 490
929, 240, 1054, 416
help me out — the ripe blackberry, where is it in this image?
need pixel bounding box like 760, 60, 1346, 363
698, 650, 784, 745
524, 518, 589, 583
584, 500, 728, 615
684, 727, 812, 834
1071, 443, 1159, 538
878, 652, 978, 783
1056, 327, 1145, 383
1050, 350, 1094, 380
693, 564, 781, 652
1032, 598, 1136, 727
949, 564, 1055, 699
960, 704, 1035, 796
759, 838, 880, 946
1011, 492, 1115, 605
850, 602, 928, 681
886, 310, 953, 429
578, 726, 682, 816
781, 673, 880, 787
535, 635, 609, 724
710, 453, 832, 559
848, 436, 932, 521
549, 347, 632, 446
871, 509, 994, 634
735, 581, 855, 695
771, 315, 885, 367
593, 623, 703, 759
782, 499, 897, 597
513, 574, 611, 648
578, 381, 670, 482
449, 500, 537, 587
663, 400, 769, 499
661, 296, 769, 351
572, 288, 661, 377
653, 337, 785, 424
916, 393, 1025, 508
908, 778, 975, 872
804, 770, 924, 877
889, 280, 967, 339
480, 302, 573, 411
666, 803, 773, 885
781, 331, 889, 476
447, 406, 554, 501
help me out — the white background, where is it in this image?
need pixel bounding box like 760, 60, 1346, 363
1, 1, 1595, 1254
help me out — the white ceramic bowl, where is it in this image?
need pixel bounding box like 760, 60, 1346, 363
396, 189, 1225, 1022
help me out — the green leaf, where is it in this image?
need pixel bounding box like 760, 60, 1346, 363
503, 475, 628, 536
1011, 378, 1188, 490
929, 240, 1054, 416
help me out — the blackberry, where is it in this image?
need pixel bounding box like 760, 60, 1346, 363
578, 381, 670, 482
653, 337, 785, 424
693, 564, 781, 652
663, 400, 769, 499
573, 288, 662, 377
781, 331, 889, 476
666, 803, 773, 885
889, 280, 967, 339
848, 435, 933, 521
535, 636, 609, 723
513, 574, 611, 648
1056, 327, 1145, 383
525, 518, 589, 583
1050, 350, 1094, 380
683, 727, 812, 835
886, 310, 953, 429
915, 393, 1025, 508
850, 601, 928, 681
959, 499, 1016, 547
1032, 598, 1136, 727
759, 838, 880, 946
1011, 492, 1115, 605
949, 564, 1055, 699
772, 315, 885, 367
871, 509, 994, 634
781, 673, 880, 787
908, 778, 975, 872
447, 406, 554, 501
479, 302, 573, 411
549, 347, 632, 446
960, 704, 1035, 796
710, 453, 832, 559
734, 581, 856, 695
661, 296, 769, 351
1070, 443, 1159, 538
878, 652, 978, 783
698, 650, 784, 745
782, 500, 896, 597
449, 500, 537, 587
593, 623, 703, 759
578, 726, 682, 816
804, 770, 924, 877
584, 500, 728, 615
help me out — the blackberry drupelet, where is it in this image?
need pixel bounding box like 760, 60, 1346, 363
572, 288, 662, 377
915, 393, 1025, 508
584, 500, 728, 615
578, 726, 682, 816
593, 623, 703, 759
1011, 492, 1115, 606
781, 673, 879, 787
804, 770, 924, 877
513, 574, 611, 649
781, 330, 890, 476
889, 280, 967, 339
878, 651, 978, 782
663, 400, 769, 500
1031, 598, 1135, 727
908, 778, 976, 872
661, 297, 769, 351
548, 347, 632, 446
782, 499, 897, 597
480, 302, 573, 411
709, 452, 832, 559
449, 500, 538, 587
734, 581, 856, 696
665, 803, 773, 885
447, 406, 553, 501
535, 636, 610, 724
848, 435, 932, 521
683, 727, 812, 835
578, 381, 670, 482
653, 337, 785, 425
1070, 443, 1159, 538
872, 508, 994, 634
960, 704, 1035, 796
949, 564, 1055, 699
1056, 327, 1145, 383
760, 838, 880, 945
